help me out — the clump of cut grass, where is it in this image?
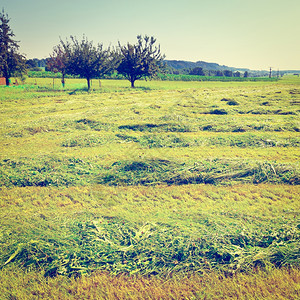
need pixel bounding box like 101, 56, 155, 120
100, 159, 183, 186
232, 127, 247, 132
75, 119, 111, 131
202, 125, 214, 131
25, 126, 54, 135
115, 134, 139, 143
247, 109, 297, 115
0, 156, 103, 187
207, 134, 300, 148
61, 134, 108, 147
227, 100, 239, 105
118, 124, 163, 132
118, 123, 194, 132
209, 109, 228, 115
5, 126, 55, 138
138, 134, 192, 148
99, 158, 299, 186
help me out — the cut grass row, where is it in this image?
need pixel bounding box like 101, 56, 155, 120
0, 184, 299, 278
3, 118, 299, 139
0, 156, 298, 187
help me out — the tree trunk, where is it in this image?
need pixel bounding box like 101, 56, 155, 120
5, 76, 10, 86
87, 78, 90, 91
131, 79, 135, 88
61, 74, 65, 88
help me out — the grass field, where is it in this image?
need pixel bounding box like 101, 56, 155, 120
0, 76, 299, 299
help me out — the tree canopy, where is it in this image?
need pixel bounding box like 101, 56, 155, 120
60, 36, 118, 90
47, 44, 69, 87
189, 67, 205, 76
117, 35, 165, 88
0, 9, 26, 85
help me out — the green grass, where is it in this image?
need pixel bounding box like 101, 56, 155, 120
0, 76, 299, 298
156, 73, 280, 82
0, 184, 299, 277
27, 69, 279, 82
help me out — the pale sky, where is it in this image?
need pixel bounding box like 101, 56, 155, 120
2, 0, 300, 70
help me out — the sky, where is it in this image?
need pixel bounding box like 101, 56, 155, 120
2, 0, 300, 70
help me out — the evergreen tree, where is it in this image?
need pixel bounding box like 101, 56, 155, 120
117, 35, 165, 88
0, 10, 26, 85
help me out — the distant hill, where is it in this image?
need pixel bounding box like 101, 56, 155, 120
29, 58, 300, 76
165, 60, 250, 72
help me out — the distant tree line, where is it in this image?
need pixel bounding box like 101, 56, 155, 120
26, 58, 47, 70
168, 66, 250, 78
167, 65, 288, 78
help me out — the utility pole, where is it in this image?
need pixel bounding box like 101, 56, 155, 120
269, 67, 272, 78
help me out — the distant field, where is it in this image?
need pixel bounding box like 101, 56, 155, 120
26, 70, 279, 82
0, 76, 299, 299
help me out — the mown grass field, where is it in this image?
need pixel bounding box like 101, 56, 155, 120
0, 76, 299, 299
